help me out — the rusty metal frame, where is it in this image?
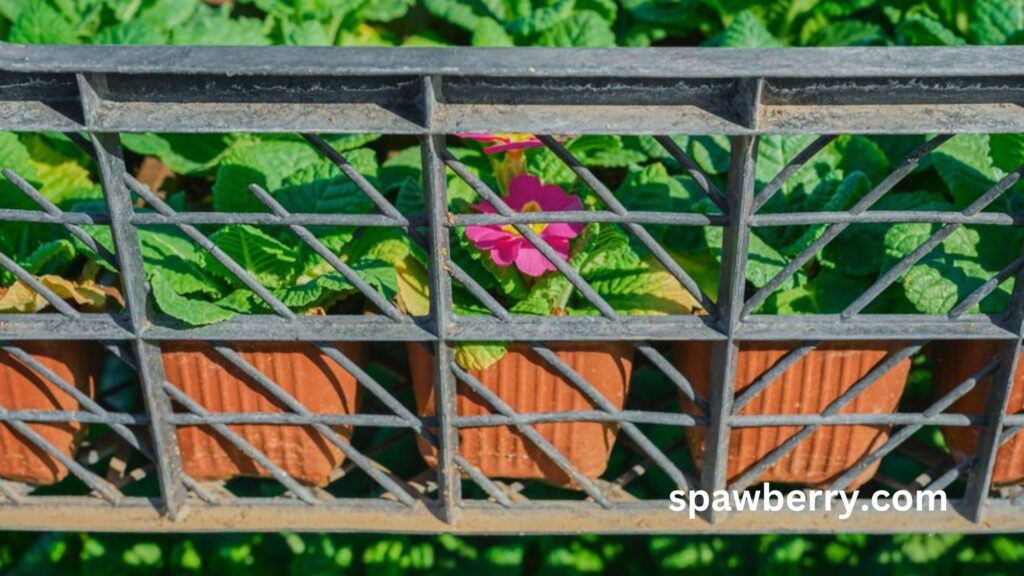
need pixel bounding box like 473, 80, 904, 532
0, 45, 1023, 533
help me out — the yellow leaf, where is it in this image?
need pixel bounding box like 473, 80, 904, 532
0, 275, 119, 313
395, 255, 430, 316
0, 282, 47, 312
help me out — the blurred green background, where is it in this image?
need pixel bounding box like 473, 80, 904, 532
2, 0, 1023, 573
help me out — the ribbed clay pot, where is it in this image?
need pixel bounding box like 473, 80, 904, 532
932, 340, 1024, 486
0, 341, 98, 485
163, 342, 364, 487
409, 342, 634, 485
675, 341, 910, 488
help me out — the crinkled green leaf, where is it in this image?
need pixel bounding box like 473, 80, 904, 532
507, 0, 575, 36
172, 7, 270, 45
807, 20, 885, 46
213, 139, 322, 212
931, 134, 1004, 208
21, 239, 75, 276
91, 20, 167, 44
208, 225, 302, 289
971, 0, 1024, 44
897, 16, 966, 46
151, 273, 239, 325
8, 2, 78, 44
537, 10, 615, 47
706, 11, 784, 48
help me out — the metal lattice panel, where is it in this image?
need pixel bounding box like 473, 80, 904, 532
1, 45, 1024, 533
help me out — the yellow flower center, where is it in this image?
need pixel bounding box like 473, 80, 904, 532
502, 201, 547, 235
494, 133, 537, 144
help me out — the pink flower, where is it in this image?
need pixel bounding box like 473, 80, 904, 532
466, 175, 584, 277
456, 132, 544, 155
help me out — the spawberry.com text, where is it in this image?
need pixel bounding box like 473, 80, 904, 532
668, 483, 947, 520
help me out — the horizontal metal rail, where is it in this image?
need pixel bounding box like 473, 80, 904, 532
0, 45, 1022, 534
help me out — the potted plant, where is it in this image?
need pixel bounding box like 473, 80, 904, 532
667, 134, 934, 487
0, 132, 119, 485
388, 134, 699, 484
86, 133, 401, 487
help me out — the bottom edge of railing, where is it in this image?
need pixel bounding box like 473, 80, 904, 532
1, 500, 1021, 534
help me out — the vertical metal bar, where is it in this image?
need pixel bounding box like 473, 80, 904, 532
421, 74, 460, 525
700, 133, 758, 523
962, 249, 1024, 522
89, 124, 188, 520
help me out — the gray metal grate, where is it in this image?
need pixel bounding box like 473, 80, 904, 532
0, 45, 1023, 533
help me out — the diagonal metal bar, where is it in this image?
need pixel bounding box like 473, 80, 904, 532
0, 479, 28, 503
731, 342, 819, 414
447, 259, 512, 320
301, 133, 407, 223
247, 183, 406, 322
742, 134, 954, 318
442, 148, 620, 319
209, 343, 419, 506
842, 165, 1024, 319
0, 249, 80, 317
828, 358, 999, 491
1, 168, 119, 269
0, 398, 122, 503
537, 134, 719, 317
449, 362, 612, 507
950, 255, 1024, 319
529, 343, 693, 492
67, 131, 296, 319
751, 135, 838, 214
160, 379, 319, 505
633, 343, 707, 412
728, 342, 924, 493
652, 135, 727, 212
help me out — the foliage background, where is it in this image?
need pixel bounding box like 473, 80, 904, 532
2, 0, 1024, 573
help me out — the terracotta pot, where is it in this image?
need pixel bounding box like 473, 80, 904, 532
0, 341, 98, 485
409, 342, 634, 485
675, 341, 910, 488
932, 340, 1024, 486
163, 342, 364, 487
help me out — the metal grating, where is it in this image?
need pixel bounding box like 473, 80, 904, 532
0, 45, 1023, 533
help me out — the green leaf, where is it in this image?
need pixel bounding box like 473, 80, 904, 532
91, 20, 167, 45
21, 239, 75, 276
472, 18, 515, 46
137, 227, 223, 296
172, 8, 271, 45
537, 11, 616, 47
8, 2, 78, 44
212, 139, 322, 212
151, 273, 239, 325
209, 225, 302, 289
121, 133, 236, 175
274, 153, 377, 215
0, 132, 37, 178
807, 20, 886, 46
931, 134, 1004, 208
284, 20, 330, 46
421, 0, 484, 30
990, 134, 1024, 173
454, 342, 509, 371
507, 0, 575, 36
706, 11, 784, 48
971, 0, 1024, 44
897, 16, 966, 46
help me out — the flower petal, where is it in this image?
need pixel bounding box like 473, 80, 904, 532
515, 247, 556, 277
466, 225, 514, 250
491, 238, 522, 267
540, 222, 583, 241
